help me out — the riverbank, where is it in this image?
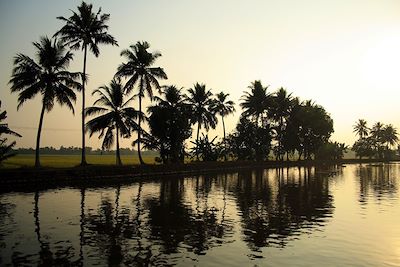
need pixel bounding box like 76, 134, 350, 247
1, 158, 397, 192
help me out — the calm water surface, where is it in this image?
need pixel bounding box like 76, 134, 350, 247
1, 164, 400, 266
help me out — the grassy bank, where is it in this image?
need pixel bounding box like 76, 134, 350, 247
2, 154, 157, 168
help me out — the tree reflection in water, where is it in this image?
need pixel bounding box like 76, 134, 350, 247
357, 163, 398, 204
234, 167, 334, 253
1, 166, 340, 265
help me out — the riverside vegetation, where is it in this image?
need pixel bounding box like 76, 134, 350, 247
2, 1, 399, 169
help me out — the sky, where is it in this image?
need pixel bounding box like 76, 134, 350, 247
1, 0, 400, 149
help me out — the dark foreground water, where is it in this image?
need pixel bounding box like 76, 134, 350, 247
1, 164, 400, 266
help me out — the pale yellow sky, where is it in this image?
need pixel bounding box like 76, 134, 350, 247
1, 0, 400, 149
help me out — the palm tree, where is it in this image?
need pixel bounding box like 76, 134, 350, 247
186, 83, 217, 160
115, 41, 167, 164
55, 1, 118, 165
271, 87, 292, 161
212, 92, 235, 141
382, 124, 398, 149
211, 92, 235, 160
353, 119, 369, 139
0, 101, 22, 163
9, 37, 81, 167
85, 79, 140, 165
240, 80, 272, 127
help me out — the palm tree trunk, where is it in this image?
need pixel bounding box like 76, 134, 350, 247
116, 126, 122, 165
35, 103, 46, 168
137, 94, 145, 165
81, 45, 88, 166
196, 122, 201, 160
222, 115, 227, 161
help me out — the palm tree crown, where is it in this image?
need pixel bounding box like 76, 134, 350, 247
85, 79, 140, 165
353, 119, 369, 139
382, 124, 398, 149
241, 80, 272, 126
9, 36, 81, 167
187, 83, 217, 137
115, 41, 167, 164
55, 1, 118, 165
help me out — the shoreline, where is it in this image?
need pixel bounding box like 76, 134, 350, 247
0, 158, 397, 192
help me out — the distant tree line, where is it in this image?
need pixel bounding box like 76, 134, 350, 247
352, 119, 398, 160
6, 1, 393, 167
11, 146, 157, 156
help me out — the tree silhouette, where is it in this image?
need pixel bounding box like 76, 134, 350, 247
146, 85, 192, 163
211, 92, 235, 160
0, 101, 21, 163
382, 124, 398, 150
353, 119, 369, 140
9, 37, 81, 167
241, 80, 272, 127
271, 87, 292, 161
186, 83, 217, 160
55, 1, 118, 165
115, 41, 167, 164
85, 79, 140, 165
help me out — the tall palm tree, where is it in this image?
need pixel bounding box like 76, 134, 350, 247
240, 80, 272, 127
271, 87, 292, 161
212, 92, 236, 141
55, 1, 118, 165
85, 79, 140, 165
353, 119, 369, 140
9, 36, 81, 167
186, 83, 217, 160
211, 92, 235, 160
382, 124, 398, 149
115, 41, 167, 164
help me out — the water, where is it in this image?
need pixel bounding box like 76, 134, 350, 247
1, 163, 400, 266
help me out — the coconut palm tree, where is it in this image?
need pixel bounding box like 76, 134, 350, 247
240, 80, 272, 127
353, 119, 369, 140
115, 41, 167, 164
211, 92, 235, 160
382, 124, 398, 149
9, 36, 81, 167
212, 92, 235, 141
186, 83, 217, 160
271, 87, 292, 161
55, 1, 118, 165
85, 79, 140, 165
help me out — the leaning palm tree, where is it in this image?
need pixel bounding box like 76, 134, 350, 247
115, 41, 167, 164
353, 119, 369, 140
211, 92, 235, 160
85, 79, 140, 165
240, 80, 272, 127
9, 36, 81, 167
0, 101, 22, 163
186, 83, 217, 160
55, 1, 118, 165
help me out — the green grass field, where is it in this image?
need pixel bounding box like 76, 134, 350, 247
2, 154, 157, 168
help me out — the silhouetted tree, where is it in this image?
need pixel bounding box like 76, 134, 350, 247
85, 78, 140, 165
271, 87, 292, 161
55, 1, 118, 165
353, 119, 369, 140
186, 83, 217, 160
9, 37, 81, 167
240, 80, 272, 127
115, 41, 167, 164
145, 85, 192, 163
0, 101, 21, 163
226, 116, 272, 161
211, 92, 235, 160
